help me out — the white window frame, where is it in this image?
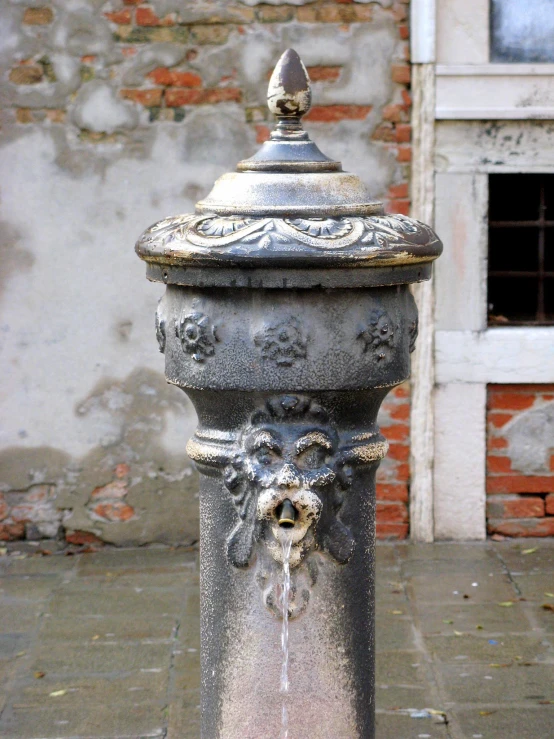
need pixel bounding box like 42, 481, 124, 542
410, 0, 554, 540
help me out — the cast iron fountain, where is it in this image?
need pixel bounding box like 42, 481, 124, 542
136, 49, 442, 738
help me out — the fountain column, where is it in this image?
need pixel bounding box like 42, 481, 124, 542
135, 49, 442, 739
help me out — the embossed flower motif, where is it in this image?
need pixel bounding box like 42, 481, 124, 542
197, 216, 254, 237
175, 311, 218, 362
286, 217, 352, 239
254, 317, 307, 367
357, 309, 395, 361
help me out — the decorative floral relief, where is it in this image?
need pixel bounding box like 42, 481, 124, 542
357, 309, 396, 361
196, 216, 254, 237
254, 316, 307, 366
137, 212, 437, 255
175, 311, 218, 362
286, 217, 353, 239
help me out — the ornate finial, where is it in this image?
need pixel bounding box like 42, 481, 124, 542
267, 49, 312, 120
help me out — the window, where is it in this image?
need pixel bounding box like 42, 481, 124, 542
488, 174, 554, 325
491, 0, 554, 63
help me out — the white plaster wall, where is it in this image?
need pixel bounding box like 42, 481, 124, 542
434, 383, 487, 540
0, 5, 405, 543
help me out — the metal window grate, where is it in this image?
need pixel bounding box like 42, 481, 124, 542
488, 174, 554, 326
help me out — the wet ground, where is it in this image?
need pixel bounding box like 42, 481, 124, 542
0, 539, 552, 738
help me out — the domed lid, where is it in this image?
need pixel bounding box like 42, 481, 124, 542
136, 49, 442, 289
196, 49, 381, 218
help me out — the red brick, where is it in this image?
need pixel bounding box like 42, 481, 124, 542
388, 199, 410, 215
376, 483, 409, 502
114, 463, 130, 479
92, 502, 135, 522
380, 424, 410, 441
0, 495, 8, 522
392, 64, 410, 84
388, 443, 409, 462
0, 522, 25, 541
147, 68, 202, 87
91, 479, 128, 500
255, 124, 270, 143
393, 384, 410, 398
546, 494, 554, 515
487, 455, 513, 474
121, 47, 137, 58
396, 463, 410, 482
120, 88, 162, 106
23, 6, 53, 24
66, 530, 104, 546
397, 146, 411, 162
376, 522, 408, 540
16, 108, 34, 124
388, 182, 409, 199
489, 437, 509, 451
395, 123, 411, 143
401, 89, 412, 108
487, 518, 554, 537
165, 88, 242, 106
9, 65, 43, 85
371, 123, 395, 142
136, 5, 174, 26
297, 5, 373, 22
256, 5, 294, 21
399, 24, 409, 40
377, 501, 408, 523
487, 475, 554, 494
382, 104, 405, 122
490, 383, 554, 393
307, 66, 341, 83
489, 412, 514, 428
487, 496, 545, 519
104, 9, 132, 24
305, 105, 372, 123
488, 391, 536, 411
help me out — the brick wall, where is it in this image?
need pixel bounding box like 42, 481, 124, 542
376, 383, 411, 540
487, 384, 554, 537
1, 0, 412, 545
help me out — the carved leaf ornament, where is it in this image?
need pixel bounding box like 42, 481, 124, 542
138, 213, 432, 253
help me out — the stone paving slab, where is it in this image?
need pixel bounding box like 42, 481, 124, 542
0, 539, 552, 738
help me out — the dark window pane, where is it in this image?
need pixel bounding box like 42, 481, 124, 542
489, 227, 539, 272
491, 0, 554, 63
545, 278, 554, 320
488, 276, 539, 323
545, 228, 554, 271
489, 174, 554, 325
489, 174, 541, 221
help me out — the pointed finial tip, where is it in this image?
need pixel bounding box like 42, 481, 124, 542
267, 48, 312, 119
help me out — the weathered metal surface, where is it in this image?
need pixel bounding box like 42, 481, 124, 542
136, 49, 442, 738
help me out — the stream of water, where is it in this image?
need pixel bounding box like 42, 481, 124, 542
280, 534, 293, 739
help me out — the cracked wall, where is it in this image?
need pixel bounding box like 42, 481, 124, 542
0, 0, 411, 544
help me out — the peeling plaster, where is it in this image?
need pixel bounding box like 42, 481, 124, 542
505, 401, 554, 474
71, 80, 138, 134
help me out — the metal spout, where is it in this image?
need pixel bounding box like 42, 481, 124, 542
277, 499, 297, 528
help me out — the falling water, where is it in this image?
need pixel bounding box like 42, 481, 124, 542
280, 533, 293, 739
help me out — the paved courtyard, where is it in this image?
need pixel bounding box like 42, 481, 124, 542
0, 539, 552, 739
